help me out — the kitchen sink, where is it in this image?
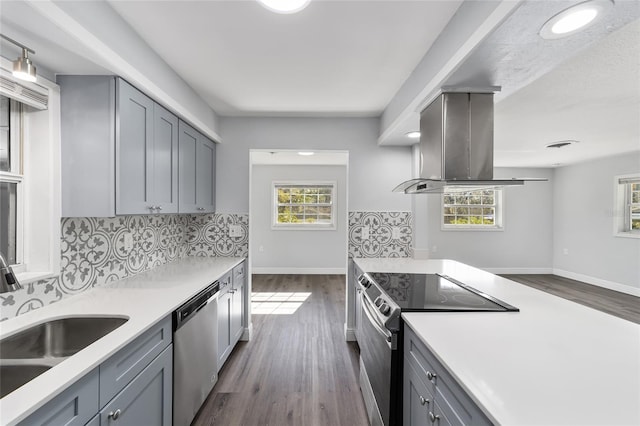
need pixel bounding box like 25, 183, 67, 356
0, 364, 52, 398
0, 316, 128, 359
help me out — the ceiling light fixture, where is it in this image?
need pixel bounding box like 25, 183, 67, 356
405, 131, 421, 139
539, 0, 613, 40
257, 0, 311, 14
546, 140, 578, 149
0, 34, 37, 83
298, 151, 314, 156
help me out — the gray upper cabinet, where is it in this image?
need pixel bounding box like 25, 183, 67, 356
178, 120, 216, 213
116, 81, 179, 215
59, 76, 182, 216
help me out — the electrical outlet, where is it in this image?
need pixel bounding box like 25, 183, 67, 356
432, 245, 437, 253
123, 233, 133, 251
361, 226, 370, 240
563, 248, 569, 255
391, 227, 400, 239
259, 245, 264, 252
229, 225, 242, 238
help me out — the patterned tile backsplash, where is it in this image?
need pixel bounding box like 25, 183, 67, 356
348, 212, 412, 258
1, 211, 407, 320
0, 213, 248, 320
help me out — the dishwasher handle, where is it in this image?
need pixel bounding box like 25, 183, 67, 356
174, 281, 219, 330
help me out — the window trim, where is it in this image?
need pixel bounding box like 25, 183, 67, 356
272, 181, 337, 230
613, 173, 640, 239
441, 187, 504, 232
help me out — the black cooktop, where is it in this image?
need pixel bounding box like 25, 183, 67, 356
367, 272, 519, 312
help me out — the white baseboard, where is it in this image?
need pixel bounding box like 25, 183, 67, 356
484, 267, 554, 275
344, 325, 356, 342
553, 269, 640, 297
252, 267, 346, 275
240, 324, 252, 341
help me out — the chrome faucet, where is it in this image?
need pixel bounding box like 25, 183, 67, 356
0, 251, 22, 293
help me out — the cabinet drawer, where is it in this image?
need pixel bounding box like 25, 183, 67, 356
100, 345, 172, 426
19, 368, 99, 426
218, 271, 233, 295
99, 316, 172, 407
404, 325, 492, 426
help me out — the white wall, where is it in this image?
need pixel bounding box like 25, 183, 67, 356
218, 117, 412, 213
423, 168, 555, 273
553, 152, 640, 294
251, 165, 347, 273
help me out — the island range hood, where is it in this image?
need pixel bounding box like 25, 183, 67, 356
394, 91, 545, 194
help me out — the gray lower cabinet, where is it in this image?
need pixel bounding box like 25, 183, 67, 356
18, 368, 99, 426
217, 262, 246, 370
178, 120, 216, 213
100, 345, 172, 426
18, 316, 173, 426
404, 324, 492, 426
59, 75, 180, 216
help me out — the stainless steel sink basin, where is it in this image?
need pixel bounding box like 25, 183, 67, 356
0, 316, 128, 359
0, 365, 52, 398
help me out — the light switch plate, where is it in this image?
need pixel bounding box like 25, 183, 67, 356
361, 226, 370, 240
123, 233, 133, 251
392, 227, 400, 239
229, 225, 242, 238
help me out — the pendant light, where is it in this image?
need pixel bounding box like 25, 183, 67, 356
0, 34, 37, 83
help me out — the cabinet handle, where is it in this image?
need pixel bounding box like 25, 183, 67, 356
156, 206, 162, 211
420, 396, 430, 406
108, 409, 122, 421
429, 411, 440, 423
197, 207, 205, 211
426, 371, 437, 381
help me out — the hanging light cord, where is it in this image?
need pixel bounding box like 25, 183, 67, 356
0, 34, 35, 55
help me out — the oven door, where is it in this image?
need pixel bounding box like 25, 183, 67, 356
359, 293, 394, 426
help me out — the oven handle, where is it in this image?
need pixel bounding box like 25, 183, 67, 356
361, 294, 392, 344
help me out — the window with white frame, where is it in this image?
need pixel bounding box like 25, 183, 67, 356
614, 175, 640, 237
0, 95, 23, 266
442, 187, 503, 230
273, 182, 336, 229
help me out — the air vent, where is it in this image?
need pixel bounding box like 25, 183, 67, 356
0, 73, 48, 110
546, 140, 577, 148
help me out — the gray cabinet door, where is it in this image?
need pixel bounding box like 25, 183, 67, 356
100, 345, 173, 426
404, 361, 433, 426
152, 104, 179, 213
217, 290, 232, 370
116, 79, 154, 215
197, 137, 216, 212
178, 120, 199, 213
178, 119, 216, 213
230, 272, 244, 344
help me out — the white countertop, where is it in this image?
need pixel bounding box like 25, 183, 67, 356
0, 256, 244, 426
354, 258, 640, 426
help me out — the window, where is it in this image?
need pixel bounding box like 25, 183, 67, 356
442, 188, 503, 230
273, 182, 336, 229
0, 95, 23, 265
614, 175, 640, 238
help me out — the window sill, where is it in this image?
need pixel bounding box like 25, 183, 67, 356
614, 232, 640, 239
272, 225, 337, 231
441, 226, 504, 232
15, 271, 57, 285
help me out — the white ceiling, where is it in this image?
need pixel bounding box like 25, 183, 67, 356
108, 0, 462, 117
0, 0, 638, 169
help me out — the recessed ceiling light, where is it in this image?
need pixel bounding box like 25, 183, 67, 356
546, 140, 578, 149
298, 151, 314, 156
539, 0, 612, 40
405, 131, 421, 139
258, 0, 311, 14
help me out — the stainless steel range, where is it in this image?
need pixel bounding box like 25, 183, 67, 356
356, 271, 518, 426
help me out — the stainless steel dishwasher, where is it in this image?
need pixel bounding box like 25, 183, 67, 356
173, 281, 219, 426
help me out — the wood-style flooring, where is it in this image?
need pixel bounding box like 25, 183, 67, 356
193, 274, 368, 426
501, 274, 640, 324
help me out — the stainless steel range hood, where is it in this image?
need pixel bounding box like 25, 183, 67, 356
394, 91, 545, 194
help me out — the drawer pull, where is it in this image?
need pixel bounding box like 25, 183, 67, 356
426, 371, 437, 381
420, 396, 430, 406
108, 409, 122, 420
429, 411, 440, 423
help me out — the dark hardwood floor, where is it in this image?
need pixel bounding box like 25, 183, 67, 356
193, 274, 368, 426
501, 274, 640, 324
